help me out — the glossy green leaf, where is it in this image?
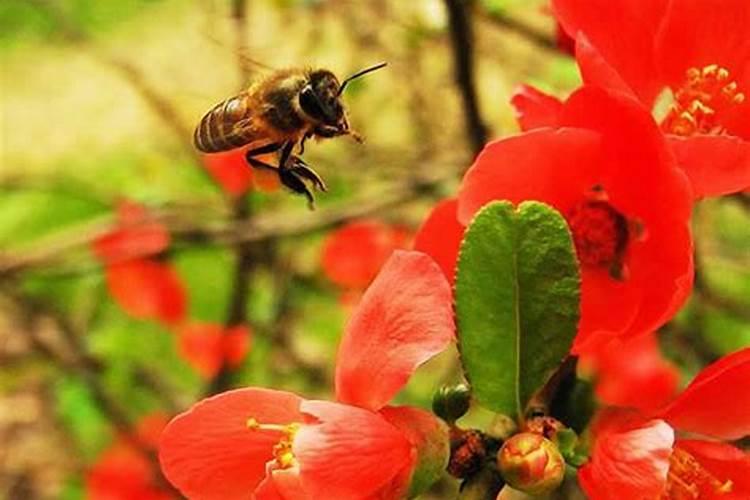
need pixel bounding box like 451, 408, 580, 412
455, 201, 580, 417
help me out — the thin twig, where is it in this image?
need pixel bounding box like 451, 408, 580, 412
443, 0, 488, 155
478, 9, 558, 53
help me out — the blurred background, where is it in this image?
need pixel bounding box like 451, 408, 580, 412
1, 1, 748, 498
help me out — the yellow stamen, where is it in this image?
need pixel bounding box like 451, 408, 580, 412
246, 416, 301, 470
661, 64, 745, 136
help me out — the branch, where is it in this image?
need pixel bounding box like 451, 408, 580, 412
478, 9, 558, 53
1, 170, 450, 276
443, 0, 489, 156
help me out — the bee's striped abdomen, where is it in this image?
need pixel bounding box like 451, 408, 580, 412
194, 94, 256, 153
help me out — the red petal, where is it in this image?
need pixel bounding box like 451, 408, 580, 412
159, 388, 304, 500
254, 465, 307, 500
294, 400, 413, 500
321, 220, 409, 289
655, 0, 750, 94
335, 250, 454, 411
669, 135, 750, 198
413, 198, 464, 285
457, 127, 602, 224
574, 33, 636, 98
509, 85, 563, 131
676, 440, 750, 496
224, 324, 252, 366
582, 333, 680, 411
93, 201, 169, 263
87, 441, 171, 500
660, 348, 750, 440
135, 412, 170, 449
105, 259, 187, 326
202, 150, 253, 197
552, 0, 669, 105
379, 406, 449, 498
579, 414, 674, 500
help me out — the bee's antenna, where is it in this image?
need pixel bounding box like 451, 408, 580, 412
337, 62, 388, 96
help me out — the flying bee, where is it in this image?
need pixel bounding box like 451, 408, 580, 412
194, 62, 387, 207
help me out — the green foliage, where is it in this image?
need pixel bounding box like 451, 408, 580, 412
455, 201, 581, 418
55, 376, 110, 461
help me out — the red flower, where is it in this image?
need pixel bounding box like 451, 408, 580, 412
413, 198, 465, 285
580, 333, 680, 412
550, 0, 750, 198
87, 413, 174, 500
202, 150, 254, 197
579, 348, 750, 499
159, 251, 455, 499
176, 322, 251, 379
105, 259, 187, 327
321, 220, 410, 290
93, 200, 169, 264
457, 86, 693, 351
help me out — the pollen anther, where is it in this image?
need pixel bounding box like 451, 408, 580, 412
246, 416, 301, 469
662, 64, 745, 136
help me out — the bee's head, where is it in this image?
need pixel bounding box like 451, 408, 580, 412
299, 70, 345, 126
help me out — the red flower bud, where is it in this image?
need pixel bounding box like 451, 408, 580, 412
497, 433, 565, 495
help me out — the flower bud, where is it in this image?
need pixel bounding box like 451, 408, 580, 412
432, 383, 471, 423
497, 433, 565, 495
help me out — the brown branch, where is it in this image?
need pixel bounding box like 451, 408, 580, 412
1, 170, 449, 276
205, 1, 258, 395
478, 9, 559, 53
443, 0, 489, 156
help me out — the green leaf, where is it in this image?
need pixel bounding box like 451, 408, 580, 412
455, 201, 580, 417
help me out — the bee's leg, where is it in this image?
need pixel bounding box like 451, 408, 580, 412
277, 141, 295, 170
279, 168, 316, 209
245, 142, 282, 170
299, 132, 313, 155
289, 157, 327, 192
246, 157, 278, 172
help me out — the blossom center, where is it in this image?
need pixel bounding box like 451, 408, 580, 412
662, 64, 745, 136
247, 417, 301, 469
662, 447, 733, 499
567, 200, 629, 276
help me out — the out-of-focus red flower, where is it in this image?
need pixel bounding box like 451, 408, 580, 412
413, 198, 464, 285
202, 150, 254, 197
105, 259, 187, 327
202, 149, 283, 196
87, 414, 173, 500
581, 333, 680, 412
580, 348, 750, 499
159, 250, 455, 499
176, 322, 251, 379
458, 86, 693, 352
554, 20, 575, 56
93, 200, 169, 264
321, 220, 410, 290
550, 0, 750, 197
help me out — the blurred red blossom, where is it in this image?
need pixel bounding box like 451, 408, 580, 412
580, 333, 680, 412
93, 200, 169, 264
176, 322, 251, 379
202, 149, 282, 196
580, 348, 750, 499
201, 150, 254, 197
321, 220, 410, 290
159, 250, 454, 499
105, 259, 187, 327
413, 198, 464, 285
428, 86, 692, 352
86, 413, 174, 500
547, 0, 750, 197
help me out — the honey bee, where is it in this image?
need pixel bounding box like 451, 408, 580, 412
194, 62, 387, 207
